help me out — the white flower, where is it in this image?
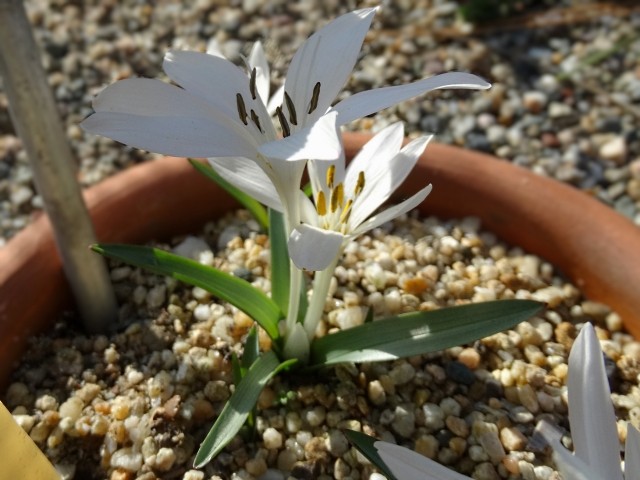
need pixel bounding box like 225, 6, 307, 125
288, 122, 433, 272
375, 441, 471, 480
186, 7, 491, 215
537, 323, 640, 480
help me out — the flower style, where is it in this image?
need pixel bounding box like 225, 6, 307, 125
537, 323, 640, 480
372, 323, 640, 480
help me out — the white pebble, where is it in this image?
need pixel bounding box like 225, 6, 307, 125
263, 427, 283, 449
110, 447, 143, 472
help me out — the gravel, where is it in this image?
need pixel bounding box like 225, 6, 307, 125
4, 208, 640, 479
2, 1, 640, 479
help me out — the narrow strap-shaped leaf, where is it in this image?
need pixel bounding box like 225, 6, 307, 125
268, 208, 290, 315
344, 430, 398, 480
193, 352, 297, 467
189, 159, 269, 230
92, 244, 281, 340
242, 326, 260, 371
310, 300, 543, 366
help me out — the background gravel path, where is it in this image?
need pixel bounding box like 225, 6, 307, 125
1, 0, 639, 246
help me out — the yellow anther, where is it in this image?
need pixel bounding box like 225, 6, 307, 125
339, 199, 353, 224
326, 165, 335, 189
330, 183, 343, 213
316, 191, 327, 216
355, 171, 365, 195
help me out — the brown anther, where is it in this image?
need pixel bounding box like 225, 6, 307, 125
275, 106, 290, 137
236, 93, 248, 125
308, 82, 321, 114
250, 110, 263, 133
355, 171, 365, 195
249, 67, 258, 100
284, 91, 298, 126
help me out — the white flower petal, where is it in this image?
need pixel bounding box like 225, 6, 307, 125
83, 77, 256, 158
283, 7, 377, 126
568, 323, 622, 480
375, 441, 471, 480
333, 72, 491, 126
351, 134, 432, 227
82, 112, 255, 159
248, 42, 270, 105
266, 84, 285, 117
288, 224, 344, 271
353, 184, 432, 236
207, 157, 283, 211
258, 111, 340, 161
298, 191, 320, 228
536, 422, 597, 480
625, 425, 640, 480
164, 50, 276, 137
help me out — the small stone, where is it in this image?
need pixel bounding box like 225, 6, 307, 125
58, 397, 84, 422
500, 427, 527, 451
458, 348, 481, 369
154, 447, 176, 471
523, 91, 547, 113
422, 404, 445, 431
245, 458, 267, 477
599, 136, 627, 165
368, 380, 387, 407
263, 427, 283, 449
110, 448, 143, 472
389, 363, 415, 385
472, 421, 506, 464
391, 405, 415, 438
325, 429, 349, 457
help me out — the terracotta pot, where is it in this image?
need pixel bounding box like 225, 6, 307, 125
1, 133, 640, 387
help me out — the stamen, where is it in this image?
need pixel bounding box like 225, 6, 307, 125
355, 171, 365, 195
275, 106, 290, 138
249, 68, 257, 100
326, 165, 335, 189
339, 199, 353, 224
316, 191, 327, 216
236, 93, 248, 125
284, 91, 298, 125
250, 110, 263, 133
308, 82, 321, 114
330, 183, 343, 213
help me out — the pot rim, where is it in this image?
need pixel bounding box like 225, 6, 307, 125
1, 132, 639, 386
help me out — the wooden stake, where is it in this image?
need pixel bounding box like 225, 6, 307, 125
0, 0, 117, 333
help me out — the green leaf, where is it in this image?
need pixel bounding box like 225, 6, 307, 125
344, 430, 397, 480
189, 159, 269, 230
310, 300, 542, 366
242, 326, 260, 371
269, 208, 290, 316
193, 352, 297, 467
92, 244, 282, 340
231, 352, 242, 386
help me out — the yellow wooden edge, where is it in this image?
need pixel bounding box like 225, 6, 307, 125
0, 401, 61, 480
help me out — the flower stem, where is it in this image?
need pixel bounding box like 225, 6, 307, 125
303, 256, 339, 339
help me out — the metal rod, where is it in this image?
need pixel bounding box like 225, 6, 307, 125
0, 0, 117, 333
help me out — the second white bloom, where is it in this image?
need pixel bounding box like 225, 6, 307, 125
288, 122, 433, 271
